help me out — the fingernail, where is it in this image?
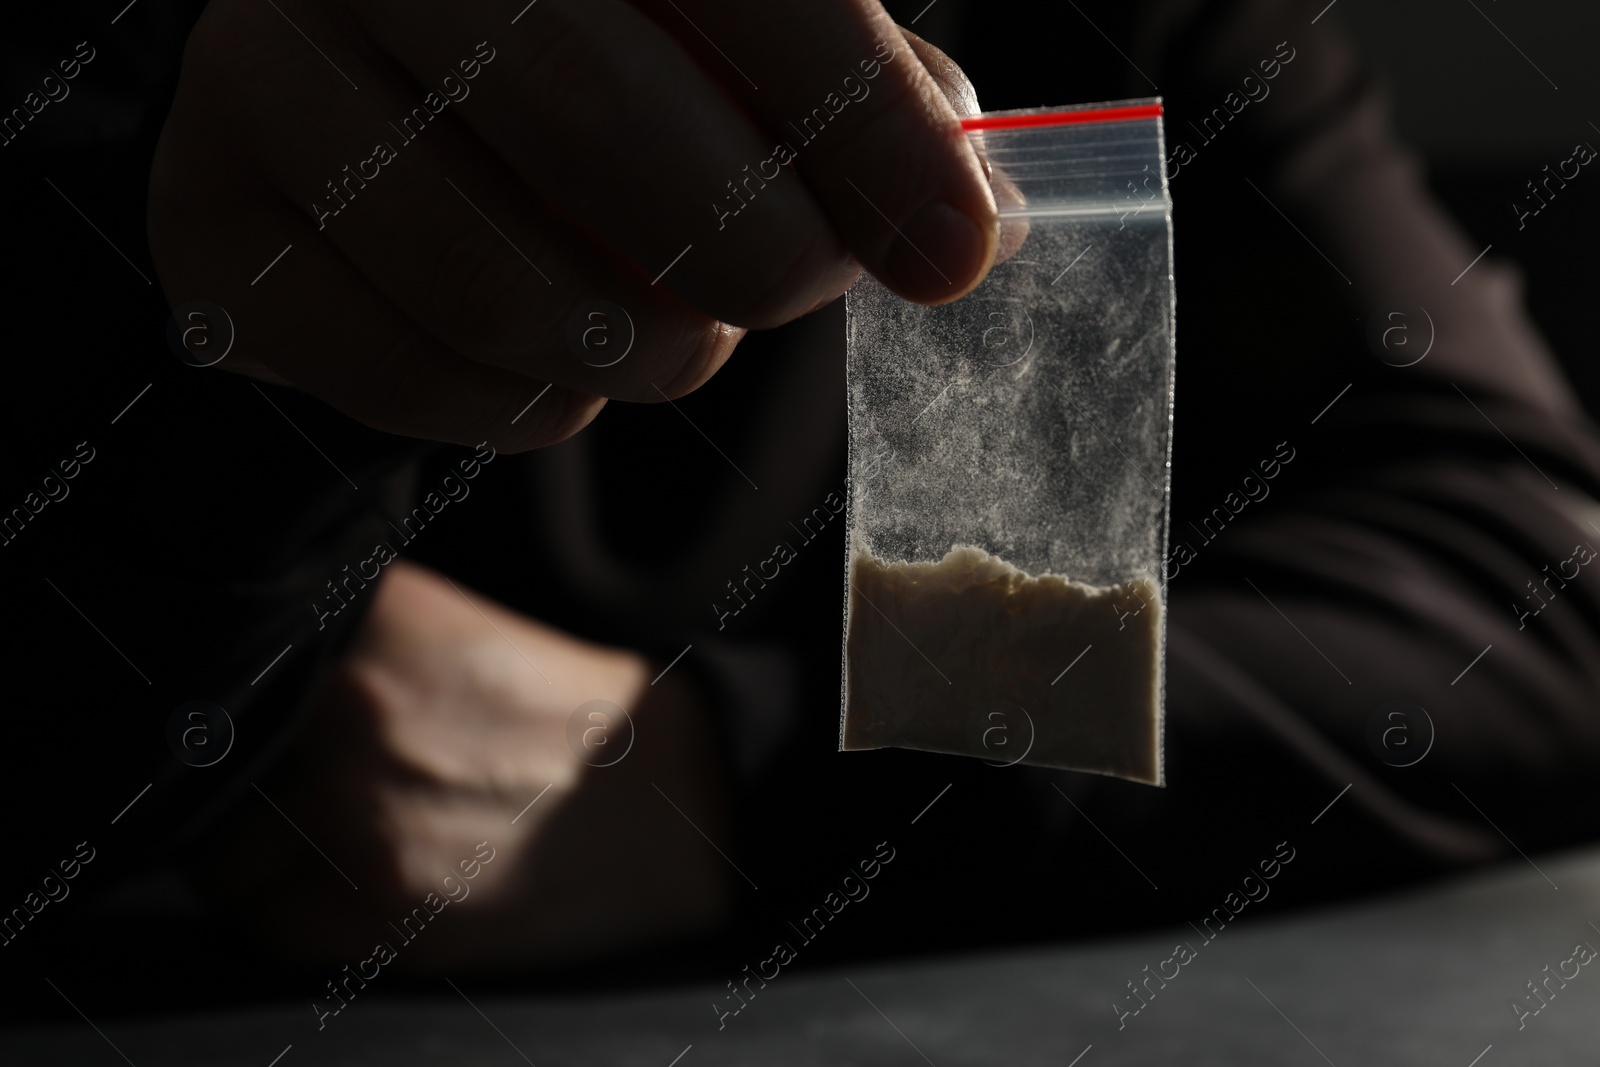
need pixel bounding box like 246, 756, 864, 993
885, 202, 992, 303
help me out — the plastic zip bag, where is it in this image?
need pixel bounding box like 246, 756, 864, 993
841, 100, 1175, 785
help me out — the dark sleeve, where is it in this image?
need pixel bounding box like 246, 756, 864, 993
1013, 0, 1600, 936
0, 0, 439, 948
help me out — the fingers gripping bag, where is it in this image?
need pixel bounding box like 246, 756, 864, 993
841, 100, 1175, 785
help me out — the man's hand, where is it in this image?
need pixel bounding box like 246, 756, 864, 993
150, 0, 997, 450
212, 560, 732, 971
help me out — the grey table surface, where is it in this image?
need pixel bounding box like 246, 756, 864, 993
7, 846, 1600, 1065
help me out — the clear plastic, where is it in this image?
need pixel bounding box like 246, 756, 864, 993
840, 99, 1175, 785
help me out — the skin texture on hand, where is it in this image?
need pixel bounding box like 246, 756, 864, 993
149, 0, 999, 452
209, 560, 733, 971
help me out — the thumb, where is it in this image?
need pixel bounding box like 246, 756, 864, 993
894, 26, 1030, 267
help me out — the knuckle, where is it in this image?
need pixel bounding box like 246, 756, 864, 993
560, 295, 739, 402
714, 224, 843, 329
338, 333, 483, 446
505, 391, 606, 452
820, 101, 960, 230
426, 221, 559, 357
339, 334, 430, 434
331, 659, 463, 791
649, 318, 743, 400
818, 76, 923, 180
